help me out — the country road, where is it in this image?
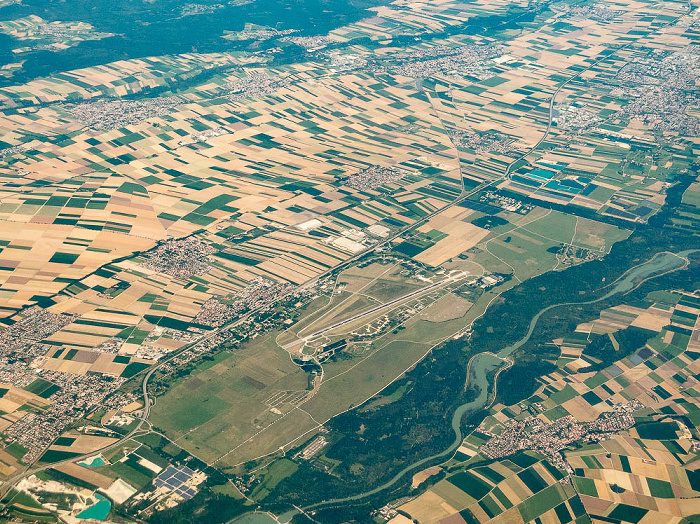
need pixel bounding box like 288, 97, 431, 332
0, 174, 491, 499
2, 1, 686, 498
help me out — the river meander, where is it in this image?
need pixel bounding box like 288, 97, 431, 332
231, 249, 695, 521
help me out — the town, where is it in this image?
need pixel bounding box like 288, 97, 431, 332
0, 307, 76, 360
553, 103, 602, 136
141, 237, 216, 280
389, 43, 504, 80
480, 400, 644, 472
67, 96, 184, 131
194, 278, 291, 327
449, 128, 515, 154
346, 165, 406, 191
225, 71, 292, 102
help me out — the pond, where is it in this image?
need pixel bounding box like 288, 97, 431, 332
78, 455, 107, 468
76, 494, 111, 521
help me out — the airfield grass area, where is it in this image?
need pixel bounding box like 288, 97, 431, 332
0, 0, 697, 518
293, 262, 428, 338
149, 334, 309, 461
150, 273, 483, 466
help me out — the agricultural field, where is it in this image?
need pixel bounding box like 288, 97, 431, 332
0, 0, 697, 519
395, 286, 700, 524
0, 15, 113, 53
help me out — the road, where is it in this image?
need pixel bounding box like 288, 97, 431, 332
297, 250, 696, 513
2, 9, 677, 498
0, 176, 488, 498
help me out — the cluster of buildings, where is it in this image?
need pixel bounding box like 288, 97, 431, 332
103, 411, 135, 428
297, 219, 390, 254
67, 96, 183, 131
225, 71, 292, 102
142, 237, 216, 280
0, 306, 76, 359
618, 45, 699, 90
0, 144, 26, 157
5, 369, 129, 463
330, 228, 377, 254
480, 191, 534, 213
389, 44, 504, 80
133, 344, 171, 361
32, 22, 92, 41
554, 243, 603, 267
619, 86, 699, 136
553, 103, 602, 135
176, 126, 229, 147
465, 273, 505, 289
95, 337, 125, 354
282, 35, 333, 51
296, 435, 328, 460
328, 52, 368, 71
559, 3, 622, 21
225, 24, 296, 41
615, 46, 700, 137
179, 3, 223, 16
134, 326, 202, 361
449, 128, 515, 154
0, 361, 35, 389
346, 165, 406, 191
376, 505, 401, 522
480, 400, 643, 472
194, 278, 291, 327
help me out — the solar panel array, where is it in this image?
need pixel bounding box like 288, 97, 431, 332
154, 465, 198, 500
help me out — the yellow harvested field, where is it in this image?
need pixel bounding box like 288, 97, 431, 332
414, 221, 488, 266
0, 449, 18, 476
121, 401, 143, 413
631, 308, 673, 331
54, 463, 113, 489
50, 434, 118, 454
399, 489, 459, 523
387, 516, 413, 524
411, 465, 442, 488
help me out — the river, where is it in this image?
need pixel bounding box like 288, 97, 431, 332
231, 249, 694, 521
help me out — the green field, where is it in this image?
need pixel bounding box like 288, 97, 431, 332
448, 471, 492, 499
151, 264, 479, 467
518, 484, 566, 522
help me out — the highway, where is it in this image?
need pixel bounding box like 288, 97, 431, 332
0, 16, 654, 498
0, 175, 488, 498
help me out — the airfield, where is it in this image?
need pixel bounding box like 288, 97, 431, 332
0, 0, 697, 519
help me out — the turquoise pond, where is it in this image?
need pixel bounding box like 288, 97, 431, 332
77, 494, 111, 520
78, 456, 107, 467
